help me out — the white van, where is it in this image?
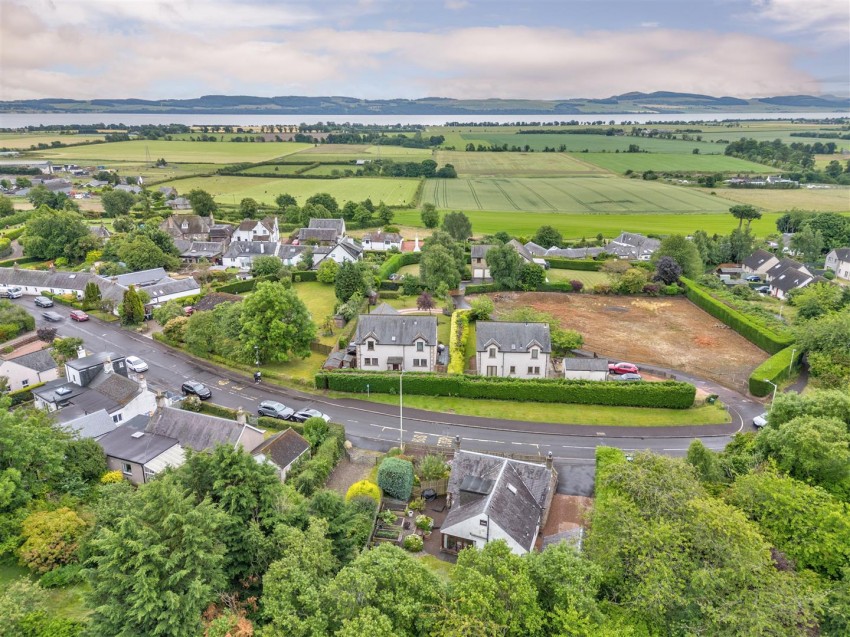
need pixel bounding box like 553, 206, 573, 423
0, 286, 22, 299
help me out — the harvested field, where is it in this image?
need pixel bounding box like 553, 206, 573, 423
490, 292, 768, 391
696, 186, 850, 212
435, 150, 605, 177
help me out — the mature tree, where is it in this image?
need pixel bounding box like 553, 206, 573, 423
790, 224, 825, 262
441, 211, 472, 242
335, 261, 368, 302
19, 507, 88, 573
0, 195, 15, 217
64, 437, 107, 484
424, 230, 466, 274
802, 212, 850, 250
187, 188, 218, 216
28, 185, 71, 210
469, 296, 494, 321
417, 291, 435, 314
82, 281, 102, 311
184, 310, 218, 357
100, 189, 135, 218
651, 234, 703, 278
421, 203, 439, 228
275, 193, 297, 210
377, 202, 394, 225
729, 204, 762, 229
251, 254, 284, 278
139, 226, 181, 256
22, 208, 91, 261
420, 244, 461, 291
789, 281, 846, 320
316, 258, 339, 284
119, 285, 145, 326
305, 192, 339, 215
51, 336, 84, 370
335, 607, 395, 637
297, 246, 314, 271
533, 225, 563, 248
116, 234, 179, 271
36, 326, 56, 343
486, 244, 523, 289
654, 255, 683, 285
239, 281, 316, 363
793, 312, 850, 388
86, 477, 228, 637
112, 216, 135, 233
239, 197, 260, 218
519, 262, 545, 291
728, 227, 755, 264
550, 328, 584, 356
152, 299, 185, 326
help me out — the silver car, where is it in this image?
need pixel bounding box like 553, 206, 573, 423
753, 412, 768, 428
125, 356, 149, 373
258, 400, 295, 420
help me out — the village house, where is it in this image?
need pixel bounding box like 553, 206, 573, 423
252, 428, 311, 481
471, 244, 493, 281
0, 347, 59, 392
174, 240, 226, 264
563, 358, 609, 381
742, 249, 780, 276
441, 449, 558, 555
606, 232, 660, 261
232, 217, 280, 243
476, 322, 551, 379
313, 237, 364, 267
222, 241, 281, 270
89, 224, 111, 240
160, 214, 214, 241
165, 197, 192, 210
764, 257, 812, 283
770, 267, 817, 300
361, 230, 402, 252
355, 310, 439, 372
825, 248, 850, 279
297, 218, 346, 245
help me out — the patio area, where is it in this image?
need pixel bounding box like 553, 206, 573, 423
419, 495, 455, 564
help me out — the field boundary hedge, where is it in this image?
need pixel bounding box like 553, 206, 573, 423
316, 370, 696, 409
448, 310, 470, 374
546, 258, 603, 271
748, 346, 803, 397
377, 251, 420, 280
680, 277, 794, 354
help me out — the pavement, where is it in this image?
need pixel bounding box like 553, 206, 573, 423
17, 299, 765, 497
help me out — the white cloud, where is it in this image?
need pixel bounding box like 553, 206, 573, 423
749, 0, 849, 39
640, 21, 659, 28
445, 0, 470, 9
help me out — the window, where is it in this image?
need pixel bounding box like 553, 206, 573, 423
528, 366, 540, 375
21, 379, 29, 388
413, 359, 428, 368
486, 366, 498, 376
365, 358, 378, 366
531, 348, 538, 360
416, 341, 424, 352
112, 413, 123, 423
509, 366, 515, 374
489, 347, 496, 359
122, 463, 132, 475
367, 340, 374, 351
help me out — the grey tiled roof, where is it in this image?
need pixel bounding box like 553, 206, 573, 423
308, 218, 345, 232
112, 268, 168, 288
178, 241, 225, 258
223, 242, 280, 258
829, 247, 850, 262
766, 257, 806, 280
563, 358, 608, 372
771, 267, 813, 293
370, 303, 399, 316
0, 268, 91, 291
524, 241, 547, 256
607, 232, 659, 259
9, 348, 56, 373
88, 372, 140, 405
252, 428, 310, 469
146, 406, 262, 452
508, 239, 533, 262
298, 228, 339, 242
356, 314, 438, 346
66, 352, 121, 371
471, 244, 495, 259
97, 417, 179, 464
544, 247, 605, 259
476, 321, 551, 354
363, 231, 401, 244
742, 249, 776, 271
64, 409, 116, 439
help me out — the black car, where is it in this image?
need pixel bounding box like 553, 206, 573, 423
257, 400, 294, 420
181, 380, 212, 400
755, 285, 771, 294
42, 311, 63, 322
34, 296, 54, 308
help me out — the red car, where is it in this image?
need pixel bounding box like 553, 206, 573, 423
608, 362, 639, 375
69, 310, 90, 322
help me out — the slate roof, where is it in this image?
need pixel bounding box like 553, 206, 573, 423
223, 242, 280, 258
563, 358, 609, 372
298, 227, 339, 243
97, 416, 179, 464
363, 231, 402, 244
237, 217, 276, 234
0, 268, 91, 291
209, 224, 234, 240
544, 247, 605, 259
356, 314, 438, 346
524, 241, 547, 256
146, 406, 264, 452
471, 244, 494, 259
607, 232, 660, 259
252, 428, 310, 470
9, 348, 56, 373
742, 249, 777, 271
87, 372, 140, 405
370, 303, 399, 316
192, 292, 242, 312
64, 409, 116, 439
508, 239, 534, 262
771, 267, 813, 293
160, 215, 211, 236
766, 257, 807, 280
828, 247, 850, 262
66, 351, 121, 372
278, 244, 307, 261
112, 268, 168, 288
476, 321, 551, 354
145, 277, 201, 300
444, 450, 554, 553
178, 241, 225, 259
308, 218, 345, 233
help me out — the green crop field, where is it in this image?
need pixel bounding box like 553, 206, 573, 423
578, 153, 778, 174
34, 140, 311, 163
695, 186, 850, 212
393, 209, 783, 239
282, 144, 434, 163
435, 150, 605, 176
455, 132, 723, 154
423, 176, 731, 213
545, 269, 610, 287
0, 133, 106, 149
157, 175, 420, 206
239, 163, 314, 176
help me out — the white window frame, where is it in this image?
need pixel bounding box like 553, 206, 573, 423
122, 463, 133, 476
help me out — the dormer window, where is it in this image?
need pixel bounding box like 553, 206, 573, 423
367, 340, 375, 351
531, 348, 538, 359
489, 347, 496, 359
416, 341, 424, 352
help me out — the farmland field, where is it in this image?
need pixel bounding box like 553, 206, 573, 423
0, 133, 106, 149
695, 186, 850, 212
392, 209, 782, 239
33, 140, 311, 163
455, 132, 723, 154
157, 175, 420, 206
239, 163, 314, 176
435, 151, 605, 176
282, 144, 434, 163
422, 176, 731, 213
578, 153, 778, 174
490, 292, 768, 391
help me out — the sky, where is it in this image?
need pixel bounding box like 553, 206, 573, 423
0, 0, 848, 101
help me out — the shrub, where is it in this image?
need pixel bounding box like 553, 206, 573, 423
316, 371, 696, 409
419, 454, 449, 480
592, 283, 612, 295
448, 310, 470, 374
661, 284, 681, 296
570, 279, 584, 292
402, 534, 424, 552
182, 395, 203, 412
100, 470, 123, 484
346, 480, 381, 502
377, 457, 415, 500
415, 514, 433, 532
288, 424, 345, 496
303, 416, 330, 447
749, 347, 803, 397
38, 564, 85, 589
19, 508, 88, 573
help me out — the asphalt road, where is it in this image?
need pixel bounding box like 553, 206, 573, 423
22, 300, 764, 495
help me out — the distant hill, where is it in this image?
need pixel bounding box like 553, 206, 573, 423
0, 92, 848, 115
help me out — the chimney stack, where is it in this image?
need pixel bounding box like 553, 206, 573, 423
102, 357, 113, 374
453, 435, 461, 452
76, 345, 87, 359
236, 407, 247, 426
137, 374, 147, 393
155, 391, 167, 410
546, 451, 553, 470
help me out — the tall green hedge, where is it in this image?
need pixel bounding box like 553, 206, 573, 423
316, 371, 696, 409
215, 274, 278, 294
464, 283, 502, 294
546, 258, 603, 271
748, 346, 803, 397
377, 252, 420, 280
287, 423, 346, 496
377, 457, 414, 501
292, 270, 318, 282
448, 310, 470, 374
680, 278, 794, 354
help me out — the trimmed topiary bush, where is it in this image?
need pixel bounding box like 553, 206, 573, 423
346, 480, 382, 502
403, 534, 424, 552
377, 457, 415, 500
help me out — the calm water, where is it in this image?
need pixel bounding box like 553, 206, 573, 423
1, 112, 846, 128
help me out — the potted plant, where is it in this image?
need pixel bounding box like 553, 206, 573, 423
415, 514, 433, 536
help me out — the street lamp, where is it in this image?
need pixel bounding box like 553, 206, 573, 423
789, 349, 796, 375
763, 378, 778, 406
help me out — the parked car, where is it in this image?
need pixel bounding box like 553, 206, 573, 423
608, 362, 639, 375
745, 275, 761, 282
257, 400, 294, 420
613, 373, 642, 381
753, 412, 768, 428
41, 311, 63, 322
125, 356, 149, 373
0, 286, 22, 298
34, 296, 53, 308
289, 408, 331, 423
755, 285, 771, 294
69, 310, 89, 322
181, 380, 211, 400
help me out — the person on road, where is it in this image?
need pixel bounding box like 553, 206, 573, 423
254, 370, 261, 383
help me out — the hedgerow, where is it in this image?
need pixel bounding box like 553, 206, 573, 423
377, 251, 420, 280
448, 310, 470, 374
748, 346, 803, 397
287, 424, 346, 496
680, 277, 795, 354
316, 371, 696, 409
546, 258, 603, 271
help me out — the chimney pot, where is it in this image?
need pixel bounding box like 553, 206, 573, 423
155, 391, 166, 410
236, 407, 247, 425
453, 435, 461, 451
546, 451, 553, 470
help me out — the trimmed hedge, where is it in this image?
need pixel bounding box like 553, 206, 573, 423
377, 252, 420, 280
292, 270, 318, 282
379, 280, 400, 291
465, 283, 502, 294
749, 346, 803, 397
537, 282, 574, 293
377, 457, 415, 500
379, 291, 401, 299
287, 423, 346, 496
9, 381, 44, 406
0, 256, 42, 268
546, 258, 603, 271
680, 277, 794, 355
316, 371, 696, 409
215, 274, 277, 294
448, 310, 470, 374
3, 227, 26, 241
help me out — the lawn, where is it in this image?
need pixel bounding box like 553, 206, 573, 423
416, 555, 455, 582
359, 393, 730, 426
422, 176, 732, 214
457, 132, 723, 154
293, 281, 338, 345
392, 209, 783, 240
579, 153, 778, 174
34, 140, 311, 163
157, 175, 420, 206
435, 151, 605, 177
696, 186, 850, 212
546, 269, 610, 287
0, 562, 90, 622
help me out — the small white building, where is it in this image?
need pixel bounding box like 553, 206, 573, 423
476, 322, 551, 379
232, 217, 280, 243
825, 248, 850, 280
770, 267, 816, 300
742, 249, 780, 275
0, 348, 59, 392
252, 428, 311, 481
361, 231, 402, 252
563, 358, 608, 381
313, 238, 363, 267
355, 309, 438, 372
222, 242, 281, 270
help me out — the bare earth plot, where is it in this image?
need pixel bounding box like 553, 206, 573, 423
492, 293, 768, 391
698, 186, 850, 212
435, 151, 605, 177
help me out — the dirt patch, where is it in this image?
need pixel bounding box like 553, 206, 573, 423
492, 292, 768, 391
324, 453, 379, 497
